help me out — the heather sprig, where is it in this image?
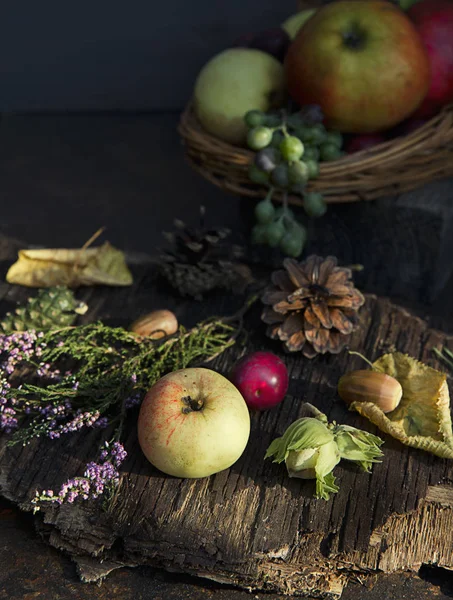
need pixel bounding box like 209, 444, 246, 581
0, 318, 238, 446
0, 292, 253, 507
31, 440, 127, 512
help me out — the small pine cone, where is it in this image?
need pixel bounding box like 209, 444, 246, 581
261, 255, 365, 358
158, 211, 251, 300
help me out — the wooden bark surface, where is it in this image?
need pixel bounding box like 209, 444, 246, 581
1, 254, 453, 598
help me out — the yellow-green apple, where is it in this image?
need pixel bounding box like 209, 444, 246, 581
194, 48, 286, 144
281, 8, 317, 40
137, 367, 250, 478
285, 1, 430, 133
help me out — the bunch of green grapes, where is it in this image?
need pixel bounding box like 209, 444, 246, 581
251, 191, 306, 258
243, 106, 344, 257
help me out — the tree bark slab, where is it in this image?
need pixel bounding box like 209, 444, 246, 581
1, 286, 453, 598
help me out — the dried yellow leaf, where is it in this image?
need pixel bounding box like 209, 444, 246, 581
349, 352, 453, 459
6, 242, 133, 288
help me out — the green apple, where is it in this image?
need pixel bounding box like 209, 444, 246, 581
137, 368, 250, 478
281, 9, 317, 39
193, 48, 286, 145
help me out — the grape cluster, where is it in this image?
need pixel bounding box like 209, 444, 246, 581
244, 106, 344, 257
251, 192, 306, 258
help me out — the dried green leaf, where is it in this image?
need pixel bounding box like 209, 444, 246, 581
6, 242, 133, 288
349, 352, 453, 459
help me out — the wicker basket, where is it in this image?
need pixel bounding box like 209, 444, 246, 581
178, 102, 453, 205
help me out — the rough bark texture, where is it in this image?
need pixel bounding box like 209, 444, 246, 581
1, 263, 453, 598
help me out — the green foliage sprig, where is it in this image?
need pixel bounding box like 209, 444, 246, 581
2, 315, 242, 447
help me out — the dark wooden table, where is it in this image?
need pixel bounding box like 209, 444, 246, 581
1, 112, 453, 599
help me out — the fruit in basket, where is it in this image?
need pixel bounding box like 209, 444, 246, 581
280, 136, 305, 161
303, 192, 327, 218
255, 193, 276, 224
255, 147, 281, 172
407, 0, 453, 118
194, 48, 286, 144
230, 351, 289, 411
285, 1, 431, 133
247, 126, 274, 150
249, 28, 291, 63
320, 143, 343, 162
137, 368, 250, 478
282, 9, 317, 40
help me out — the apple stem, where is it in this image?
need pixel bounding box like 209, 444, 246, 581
181, 395, 204, 413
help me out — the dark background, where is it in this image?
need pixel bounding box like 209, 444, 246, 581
1, 0, 294, 112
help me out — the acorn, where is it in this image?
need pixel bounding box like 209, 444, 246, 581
338, 370, 403, 414
130, 310, 178, 340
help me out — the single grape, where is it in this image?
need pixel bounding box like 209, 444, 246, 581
255, 198, 276, 224
270, 129, 285, 148
251, 223, 268, 245
305, 159, 320, 179
320, 142, 343, 162
275, 206, 295, 221
306, 123, 327, 146
264, 113, 283, 128
270, 164, 289, 189
324, 131, 343, 148
248, 164, 270, 185
279, 223, 307, 257
279, 234, 304, 257
255, 147, 281, 172
300, 104, 324, 125
244, 110, 267, 128
288, 160, 309, 185
247, 126, 273, 151
292, 125, 313, 144
280, 136, 304, 162
302, 145, 320, 162
303, 192, 327, 218
287, 112, 305, 129
266, 219, 286, 247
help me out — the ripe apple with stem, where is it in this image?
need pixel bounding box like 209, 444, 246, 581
137, 368, 250, 478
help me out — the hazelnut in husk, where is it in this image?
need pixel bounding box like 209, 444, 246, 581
338, 370, 402, 414
130, 310, 178, 340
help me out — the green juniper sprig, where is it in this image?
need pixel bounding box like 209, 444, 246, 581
1, 317, 240, 447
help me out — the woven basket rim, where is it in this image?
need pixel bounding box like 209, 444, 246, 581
178, 101, 453, 205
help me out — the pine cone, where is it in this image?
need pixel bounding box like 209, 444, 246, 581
261, 255, 365, 358
0, 287, 88, 334
158, 211, 252, 300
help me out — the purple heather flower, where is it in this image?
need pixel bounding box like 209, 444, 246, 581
125, 393, 142, 409
93, 416, 109, 429
32, 441, 127, 509
0, 406, 18, 432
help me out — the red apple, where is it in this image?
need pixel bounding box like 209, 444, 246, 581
137, 368, 250, 478
230, 351, 289, 410
285, 1, 430, 133
407, 0, 453, 118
